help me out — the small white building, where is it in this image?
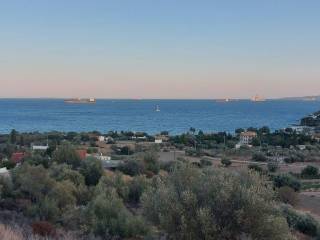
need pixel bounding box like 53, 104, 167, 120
32, 145, 49, 151
297, 145, 306, 150
96, 155, 111, 161
0, 167, 10, 178
290, 125, 314, 135
98, 136, 106, 142
132, 136, 147, 140
239, 131, 257, 145
155, 139, 163, 144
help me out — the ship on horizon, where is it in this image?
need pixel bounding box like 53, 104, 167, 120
251, 95, 266, 102
64, 98, 96, 104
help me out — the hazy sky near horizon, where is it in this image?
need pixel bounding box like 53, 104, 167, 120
1, 0, 320, 99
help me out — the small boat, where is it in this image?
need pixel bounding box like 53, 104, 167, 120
155, 105, 160, 112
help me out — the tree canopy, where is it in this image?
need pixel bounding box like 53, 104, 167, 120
142, 165, 294, 240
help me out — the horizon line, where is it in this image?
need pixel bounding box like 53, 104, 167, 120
0, 95, 319, 101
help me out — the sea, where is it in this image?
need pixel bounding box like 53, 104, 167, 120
0, 99, 319, 135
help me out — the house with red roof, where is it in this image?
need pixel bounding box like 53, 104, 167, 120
11, 152, 27, 164
76, 149, 87, 160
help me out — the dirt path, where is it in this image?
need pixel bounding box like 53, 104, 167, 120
296, 191, 320, 220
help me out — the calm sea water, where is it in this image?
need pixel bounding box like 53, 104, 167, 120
0, 99, 319, 135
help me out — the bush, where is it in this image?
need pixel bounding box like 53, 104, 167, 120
273, 174, 301, 191
52, 144, 81, 168
277, 187, 299, 206
200, 158, 212, 167
118, 160, 144, 176
32, 221, 56, 237
267, 162, 279, 172
248, 164, 263, 173
87, 147, 98, 154
143, 152, 160, 175
0, 176, 13, 198
282, 205, 320, 237
95, 174, 129, 201
252, 152, 267, 162
86, 189, 149, 238
0, 160, 16, 169
160, 160, 177, 172
80, 157, 103, 186
142, 165, 294, 240
284, 153, 305, 163
128, 176, 149, 204
221, 157, 232, 167
301, 165, 319, 179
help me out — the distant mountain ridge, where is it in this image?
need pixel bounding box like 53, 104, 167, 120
278, 95, 320, 101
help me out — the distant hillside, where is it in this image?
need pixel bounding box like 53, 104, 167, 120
279, 95, 320, 101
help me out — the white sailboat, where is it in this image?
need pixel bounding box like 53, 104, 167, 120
156, 105, 160, 112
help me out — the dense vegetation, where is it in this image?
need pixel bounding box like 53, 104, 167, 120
0, 125, 320, 239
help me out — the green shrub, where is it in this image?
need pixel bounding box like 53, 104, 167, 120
252, 152, 267, 162
87, 147, 98, 154
284, 153, 305, 163
118, 160, 144, 176
273, 174, 301, 191
95, 174, 129, 202
160, 161, 177, 172
200, 158, 212, 167
0, 176, 13, 198
128, 176, 149, 204
143, 152, 160, 175
0, 161, 16, 169
79, 157, 103, 186
86, 189, 149, 238
267, 162, 279, 172
221, 157, 232, 167
142, 165, 294, 240
282, 205, 320, 237
277, 187, 298, 206
248, 164, 263, 173
301, 165, 319, 179
52, 144, 81, 168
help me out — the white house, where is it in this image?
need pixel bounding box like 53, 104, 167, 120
96, 155, 111, 161
0, 167, 10, 178
239, 131, 257, 145
32, 145, 49, 151
290, 125, 314, 135
98, 136, 106, 142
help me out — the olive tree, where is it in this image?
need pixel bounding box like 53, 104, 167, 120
142, 164, 294, 240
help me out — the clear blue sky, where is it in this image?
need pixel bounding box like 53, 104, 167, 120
1, 0, 320, 99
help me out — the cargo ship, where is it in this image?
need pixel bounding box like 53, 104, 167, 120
251, 95, 266, 102
64, 98, 96, 104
